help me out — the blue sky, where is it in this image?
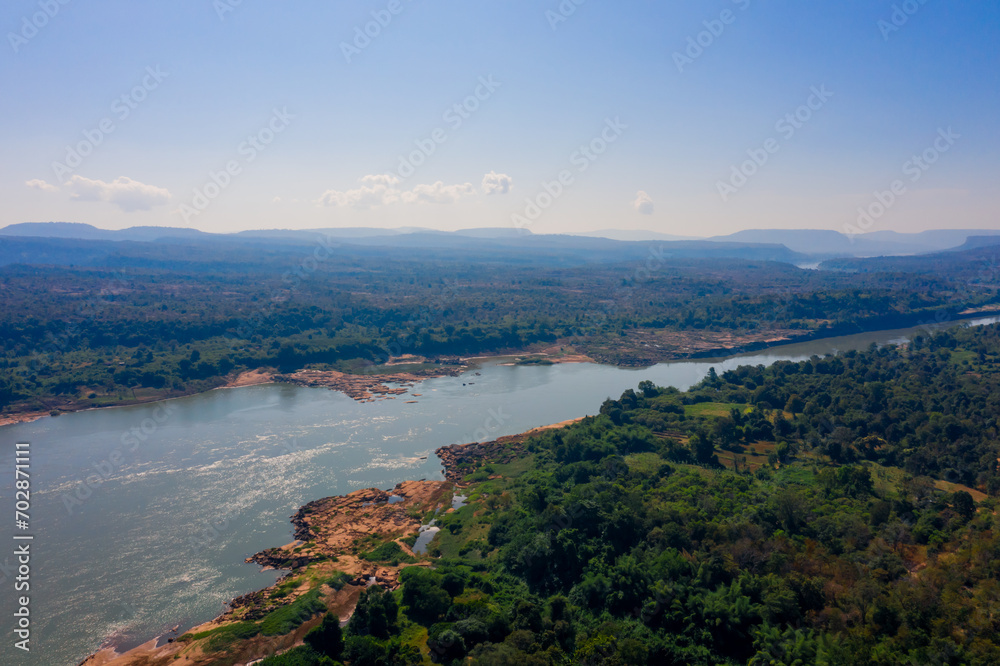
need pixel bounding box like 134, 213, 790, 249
1, 0, 998, 235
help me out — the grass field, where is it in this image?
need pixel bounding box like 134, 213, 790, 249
683, 402, 745, 418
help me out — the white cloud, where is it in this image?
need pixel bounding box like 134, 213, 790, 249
25, 178, 57, 192
402, 181, 475, 204
317, 177, 400, 208
481, 171, 512, 195
66, 175, 171, 211
633, 190, 654, 215
318, 174, 476, 208
359, 173, 400, 187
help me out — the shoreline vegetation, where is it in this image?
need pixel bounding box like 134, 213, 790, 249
79, 322, 1000, 663
0, 349, 594, 428
6, 231, 1000, 433
79, 422, 567, 666
5, 309, 998, 430
7, 305, 1000, 427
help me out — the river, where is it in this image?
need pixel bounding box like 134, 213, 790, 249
1, 316, 996, 664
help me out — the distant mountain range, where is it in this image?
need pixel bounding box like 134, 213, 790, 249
0, 222, 213, 242
579, 227, 1000, 257
578, 229, 703, 242
2, 222, 999, 264
0, 222, 810, 268
706, 228, 1000, 257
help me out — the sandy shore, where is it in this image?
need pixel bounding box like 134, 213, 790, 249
462, 347, 594, 365
0, 410, 50, 427
527, 416, 587, 432
223, 368, 276, 388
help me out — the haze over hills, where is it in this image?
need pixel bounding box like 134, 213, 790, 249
0, 221, 212, 242
706, 228, 1000, 257
3, 222, 1000, 263
574, 228, 1000, 256
0, 226, 809, 268
578, 229, 703, 242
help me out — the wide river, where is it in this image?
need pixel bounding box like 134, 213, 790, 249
1, 317, 996, 665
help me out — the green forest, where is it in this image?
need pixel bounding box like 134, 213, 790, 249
3, 236, 999, 417
206, 323, 1000, 665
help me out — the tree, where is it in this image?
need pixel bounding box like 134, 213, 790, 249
774, 440, 793, 463
401, 568, 451, 624
774, 413, 794, 438
304, 612, 343, 660
690, 434, 717, 465
712, 417, 740, 448
344, 635, 386, 666
428, 628, 466, 662
347, 586, 397, 639
952, 490, 976, 521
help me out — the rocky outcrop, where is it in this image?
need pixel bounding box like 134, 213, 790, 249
245, 548, 312, 570
435, 434, 529, 483
274, 367, 463, 402
247, 480, 451, 569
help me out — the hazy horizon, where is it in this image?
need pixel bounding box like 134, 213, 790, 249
3, 2, 998, 237
7, 220, 1000, 241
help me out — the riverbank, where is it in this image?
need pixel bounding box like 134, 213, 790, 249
0, 409, 50, 427
0, 349, 588, 428
9, 313, 1000, 432
78, 419, 560, 666
6, 306, 1000, 430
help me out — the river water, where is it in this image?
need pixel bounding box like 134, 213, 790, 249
1, 317, 996, 665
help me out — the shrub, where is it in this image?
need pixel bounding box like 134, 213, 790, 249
258, 645, 337, 665
260, 589, 326, 636
177, 622, 259, 652
360, 541, 415, 564
304, 612, 344, 660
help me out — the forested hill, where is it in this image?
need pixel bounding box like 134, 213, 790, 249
820, 240, 1000, 278
4, 232, 999, 418
0, 230, 810, 268
192, 323, 1000, 666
